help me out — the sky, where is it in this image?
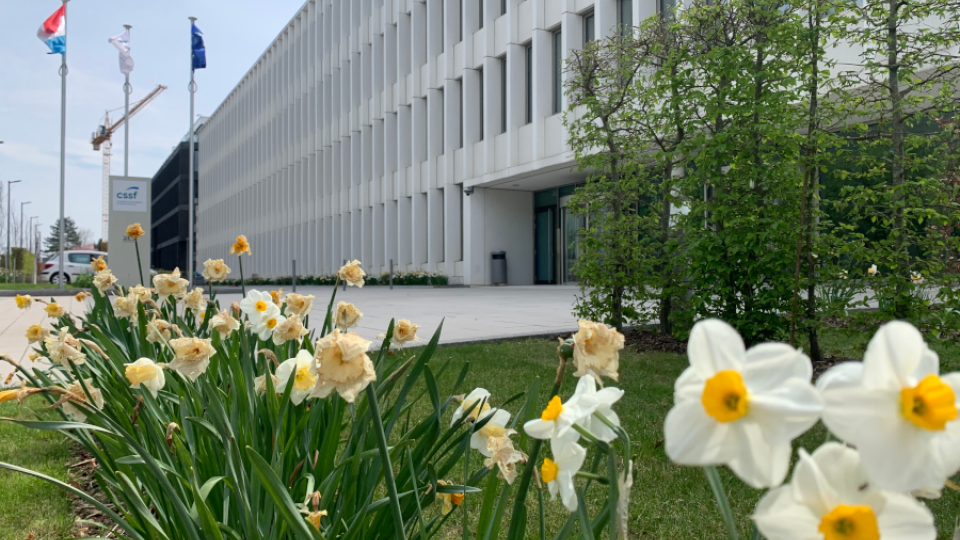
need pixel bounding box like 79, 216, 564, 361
0, 0, 308, 247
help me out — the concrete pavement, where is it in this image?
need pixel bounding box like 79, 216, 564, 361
1, 285, 582, 381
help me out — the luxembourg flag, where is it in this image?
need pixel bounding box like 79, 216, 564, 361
37, 5, 67, 55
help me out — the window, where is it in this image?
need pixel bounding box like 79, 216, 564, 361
619, 0, 633, 34
479, 67, 484, 140
68, 253, 92, 265
500, 56, 507, 133
660, 0, 677, 18
479, 0, 484, 28
584, 11, 595, 44
553, 30, 562, 114
459, 0, 463, 42
502, 0, 507, 16
525, 43, 533, 124
459, 81, 464, 149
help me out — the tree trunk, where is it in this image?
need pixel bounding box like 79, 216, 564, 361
887, 0, 908, 318
659, 163, 673, 335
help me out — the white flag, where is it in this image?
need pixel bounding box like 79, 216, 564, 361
108, 29, 134, 75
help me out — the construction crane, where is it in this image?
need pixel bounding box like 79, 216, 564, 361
91, 84, 167, 241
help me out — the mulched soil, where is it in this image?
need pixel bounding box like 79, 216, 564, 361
66, 446, 121, 538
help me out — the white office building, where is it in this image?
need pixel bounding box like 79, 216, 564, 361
197, 0, 659, 285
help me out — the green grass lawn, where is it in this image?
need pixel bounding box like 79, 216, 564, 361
4, 327, 960, 539
0, 397, 75, 539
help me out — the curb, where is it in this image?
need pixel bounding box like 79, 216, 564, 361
0, 288, 91, 297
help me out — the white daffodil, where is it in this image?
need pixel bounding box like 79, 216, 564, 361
275, 350, 316, 405
524, 374, 598, 444
124, 358, 165, 398
472, 408, 511, 457
253, 312, 286, 342
239, 290, 278, 325
664, 319, 822, 489
753, 442, 935, 540
451, 388, 492, 426
573, 374, 625, 443
542, 442, 587, 512
819, 320, 960, 493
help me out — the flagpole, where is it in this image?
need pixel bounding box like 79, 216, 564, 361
123, 24, 131, 178
188, 17, 197, 288
57, 0, 68, 290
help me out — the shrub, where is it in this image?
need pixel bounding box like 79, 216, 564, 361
1, 261, 631, 540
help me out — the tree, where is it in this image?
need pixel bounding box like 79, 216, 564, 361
78, 227, 94, 246
44, 217, 83, 254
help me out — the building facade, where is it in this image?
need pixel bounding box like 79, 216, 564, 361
151, 123, 203, 274
197, 0, 655, 284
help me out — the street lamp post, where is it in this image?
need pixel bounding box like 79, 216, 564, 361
6, 179, 21, 273
33, 222, 40, 284
20, 201, 31, 251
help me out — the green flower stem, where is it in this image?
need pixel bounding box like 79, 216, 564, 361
364, 384, 407, 540
704, 466, 739, 540
571, 423, 604, 447
574, 471, 609, 484
238, 256, 246, 297
134, 238, 145, 286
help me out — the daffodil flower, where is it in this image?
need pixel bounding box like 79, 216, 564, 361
253, 312, 286, 341
275, 350, 316, 405
571, 374, 625, 443
239, 290, 278, 325
542, 442, 587, 512
664, 319, 822, 489
436, 480, 464, 515
819, 320, 960, 492
451, 388, 492, 426
125, 358, 165, 397
753, 442, 935, 540
523, 374, 599, 443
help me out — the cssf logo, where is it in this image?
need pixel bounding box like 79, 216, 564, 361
117, 186, 140, 200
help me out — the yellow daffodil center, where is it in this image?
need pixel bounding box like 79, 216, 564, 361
478, 423, 505, 439
541, 458, 559, 484
294, 365, 316, 391
450, 492, 464, 505
901, 374, 957, 431
464, 399, 491, 421
126, 364, 158, 385
266, 318, 278, 329
818, 504, 879, 540
541, 395, 564, 421
701, 370, 749, 423
255, 301, 268, 312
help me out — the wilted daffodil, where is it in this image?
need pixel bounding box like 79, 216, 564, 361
275, 350, 316, 405
310, 329, 376, 403
167, 337, 216, 381
254, 373, 282, 395
125, 223, 145, 240
436, 480, 465, 515
337, 259, 366, 288
392, 319, 421, 347
15, 294, 33, 310
664, 319, 822, 489
93, 269, 118, 293
125, 358, 165, 398
128, 284, 153, 303
542, 442, 587, 512
183, 288, 208, 315
209, 309, 240, 339
335, 301, 362, 332
114, 293, 139, 322
272, 315, 308, 345
571, 320, 624, 382
90, 255, 107, 273
270, 289, 284, 307
25, 324, 49, 344
44, 301, 65, 318
44, 327, 85, 368
484, 433, 526, 484
819, 320, 960, 492
229, 234, 251, 256
153, 268, 189, 298
753, 443, 935, 540
284, 293, 315, 317
58, 380, 105, 423
201, 258, 231, 282
75, 291, 91, 302
451, 389, 512, 456
240, 290, 278, 325
146, 318, 177, 344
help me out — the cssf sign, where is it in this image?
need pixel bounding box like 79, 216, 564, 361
112, 179, 148, 212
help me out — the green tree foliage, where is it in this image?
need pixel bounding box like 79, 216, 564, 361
43, 217, 82, 254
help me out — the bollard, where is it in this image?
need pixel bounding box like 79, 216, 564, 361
342, 259, 347, 291
389, 259, 394, 290
292, 259, 297, 292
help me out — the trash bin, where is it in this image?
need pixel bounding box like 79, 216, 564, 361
491, 251, 507, 285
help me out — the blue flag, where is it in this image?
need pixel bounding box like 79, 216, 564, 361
191, 22, 206, 71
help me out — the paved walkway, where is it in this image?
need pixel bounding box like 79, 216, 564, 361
0, 285, 582, 381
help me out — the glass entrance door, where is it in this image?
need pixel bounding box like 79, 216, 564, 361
534, 207, 556, 284
560, 196, 586, 283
